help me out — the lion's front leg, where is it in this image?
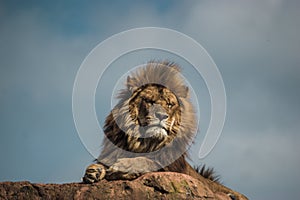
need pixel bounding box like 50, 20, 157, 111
82, 163, 106, 183
106, 157, 160, 180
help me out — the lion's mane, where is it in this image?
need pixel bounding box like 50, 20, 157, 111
97, 61, 197, 172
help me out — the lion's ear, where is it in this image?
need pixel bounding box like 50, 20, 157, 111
179, 86, 189, 98
127, 76, 138, 93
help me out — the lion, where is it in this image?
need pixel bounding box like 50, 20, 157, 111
83, 61, 247, 200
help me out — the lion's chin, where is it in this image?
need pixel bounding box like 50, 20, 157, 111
142, 126, 168, 139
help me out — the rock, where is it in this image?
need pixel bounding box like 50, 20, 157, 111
0, 172, 247, 200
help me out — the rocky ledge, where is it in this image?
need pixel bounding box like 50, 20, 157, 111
0, 172, 247, 200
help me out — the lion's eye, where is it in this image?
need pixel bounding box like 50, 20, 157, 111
144, 98, 154, 104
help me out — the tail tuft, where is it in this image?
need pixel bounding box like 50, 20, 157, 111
194, 164, 221, 183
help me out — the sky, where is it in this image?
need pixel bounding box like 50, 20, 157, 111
0, 0, 300, 199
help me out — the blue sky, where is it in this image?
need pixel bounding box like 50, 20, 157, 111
1, 1, 300, 199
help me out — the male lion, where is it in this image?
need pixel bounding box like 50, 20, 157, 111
83, 61, 247, 200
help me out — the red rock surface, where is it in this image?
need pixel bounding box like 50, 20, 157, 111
0, 172, 247, 200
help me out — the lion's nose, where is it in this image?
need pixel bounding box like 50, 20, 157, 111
155, 112, 168, 121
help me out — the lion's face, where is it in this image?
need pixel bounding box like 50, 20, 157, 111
129, 84, 181, 142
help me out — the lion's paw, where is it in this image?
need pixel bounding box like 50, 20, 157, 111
106, 157, 160, 180
82, 163, 106, 183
